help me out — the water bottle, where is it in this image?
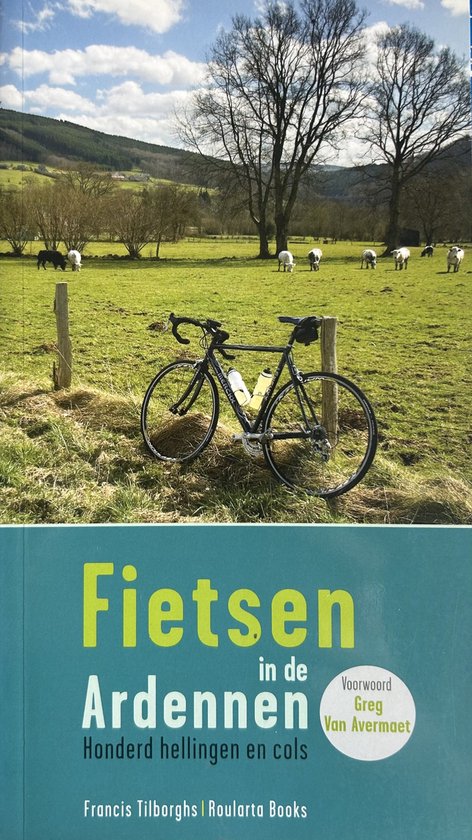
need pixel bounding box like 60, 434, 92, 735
249, 368, 273, 410
227, 368, 251, 406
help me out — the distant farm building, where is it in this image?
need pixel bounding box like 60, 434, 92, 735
398, 228, 420, 247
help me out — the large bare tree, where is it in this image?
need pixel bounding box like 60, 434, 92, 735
364, 24, 469, 253
27, 182, 66, 250
60, 162, 115, 198
180, 0, 366, 257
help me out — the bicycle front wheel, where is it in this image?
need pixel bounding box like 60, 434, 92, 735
262, 372, 377, 498
141, 361, 219, 462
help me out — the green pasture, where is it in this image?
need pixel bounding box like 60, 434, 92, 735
0, 164, 194, 193
1, 238, 471, 524
0, 165, 50, 189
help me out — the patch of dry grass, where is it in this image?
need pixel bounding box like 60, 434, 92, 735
1, 373, 471, 524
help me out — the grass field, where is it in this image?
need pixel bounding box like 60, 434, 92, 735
1, 238, 471, 524
0, 163, 195, 193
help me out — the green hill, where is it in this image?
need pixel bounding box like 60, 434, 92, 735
0, 108, 208, 186
1, 107, 469, 201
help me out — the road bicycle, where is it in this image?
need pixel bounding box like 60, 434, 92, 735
140, 313, 377, 498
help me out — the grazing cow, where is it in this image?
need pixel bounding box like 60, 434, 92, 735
67, 249, 82, 271
361, 248, 377, 269
308, 248, 322, 271
447, 246, 464, 273
278, 250, 296, 272
37, 250, 67, 271
421, 245, 434, 258
391, 247, 410, 270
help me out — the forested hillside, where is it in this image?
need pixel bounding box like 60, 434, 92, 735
0, 109, 207, 185
1, 108, 469, 202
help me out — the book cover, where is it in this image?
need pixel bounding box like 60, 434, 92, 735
1, 1, 471, 838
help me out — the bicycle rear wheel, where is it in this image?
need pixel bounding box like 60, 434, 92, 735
141, 361, 219, 462
262, 372, 377, 498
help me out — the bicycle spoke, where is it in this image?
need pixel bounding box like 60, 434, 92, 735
141, 362, 219, 462
263, 374, 377, 498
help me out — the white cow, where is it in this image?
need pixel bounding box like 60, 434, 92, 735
361, 248, 377, 269
447, 246, 464, 273
67, 249, 82, 271
277, 250, 296, 272
308, 248, 322, 271
391, 247, 410, 270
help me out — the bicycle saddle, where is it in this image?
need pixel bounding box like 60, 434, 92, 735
279, 315, 322, 325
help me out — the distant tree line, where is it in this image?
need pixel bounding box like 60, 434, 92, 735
0, 154, 470, 257
1, 2, 469, 257
0, 164, 201, 257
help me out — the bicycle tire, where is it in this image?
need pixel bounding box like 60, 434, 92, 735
141, 360, 219, 462
262, 372, 377, 498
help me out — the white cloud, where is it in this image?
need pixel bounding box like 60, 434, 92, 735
362, 21, 390, 64
4, 45, 206, 88
14, 0, 184, 36
98, 79, 191, 115
440, 0, 468, 14
0, 84, 24, 109
24, 84, 96, 112
14, 3, 58, 34
8, 78, 196, 147
384, 0, 425, 9
65, 0, 185, 33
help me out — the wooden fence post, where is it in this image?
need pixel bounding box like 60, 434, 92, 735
53, 282, 72, 390
320, 316, 338, 441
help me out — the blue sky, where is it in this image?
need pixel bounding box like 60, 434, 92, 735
0, 0, 469, 160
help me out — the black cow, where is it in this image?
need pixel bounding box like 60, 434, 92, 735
37, 250, 67, 270
421, 246, 434, 258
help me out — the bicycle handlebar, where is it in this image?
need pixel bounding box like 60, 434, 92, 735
168, 313, 235, 359
169, 313, 201, 344
168, 312, 323, 355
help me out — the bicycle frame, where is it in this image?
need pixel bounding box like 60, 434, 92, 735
203, 335, 306, 435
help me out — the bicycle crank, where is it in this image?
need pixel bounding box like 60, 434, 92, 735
233, 432, 270, 458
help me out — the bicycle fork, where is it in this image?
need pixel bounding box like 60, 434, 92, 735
169, 369, 205, 416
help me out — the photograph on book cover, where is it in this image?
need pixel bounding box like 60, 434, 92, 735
0, 0, 471, 526
0, 2, 471, 840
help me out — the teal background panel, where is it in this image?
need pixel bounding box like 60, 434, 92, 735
2, 524, 471, 839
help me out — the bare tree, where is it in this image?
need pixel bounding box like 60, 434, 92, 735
27, 182, 66, 250
110, 191, 156, 258
363, 24, 470, 253
144, 185, 199, 257
179, 0, 366, 257
0, 189, 29, 255
403, 173, 451, 245
60, 163, 116, 198
56, 164, 117, 250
